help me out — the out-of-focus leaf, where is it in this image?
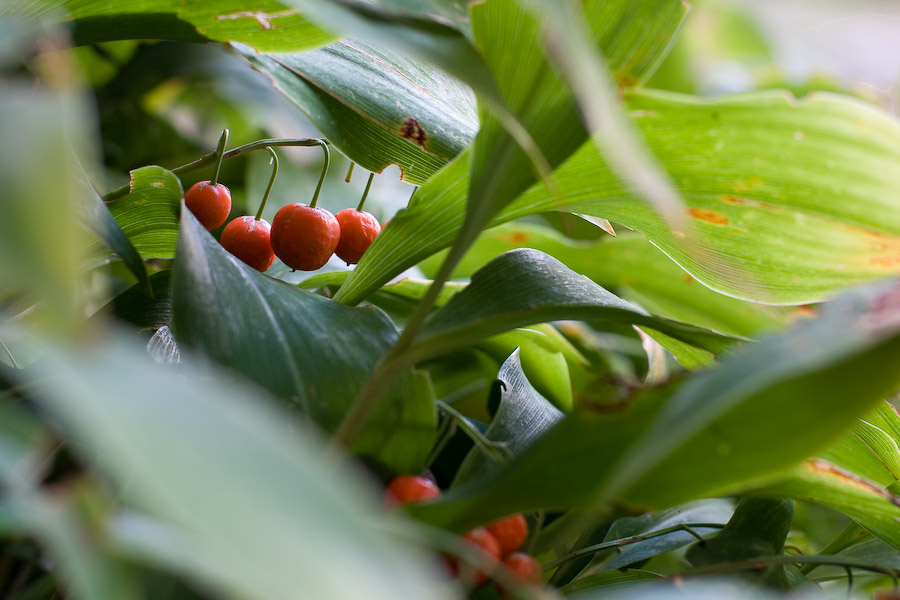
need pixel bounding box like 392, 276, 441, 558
87, 166, 183, 261
338, 90, 900, 307
235, 38, 476, 185
569, 578, 790, 600
171, 206, 434, 472
63, 0, 336, 53
452, 350, 563, 486
93, 270, 174, 331
413, 250, 742, 365
809, 539, 900, 580
28, 334, 455, 600
738, 459, 900, 551
559, 570, 660, 597
419, 224, 789, 338
409, 279, 900, 531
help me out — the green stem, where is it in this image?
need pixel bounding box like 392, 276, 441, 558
309, 141, 330, 208
255, 147, 279, 221
210, 129, 229, 186
101, 138, 326, 203
345, 162, 355, 183
684, 553, 900, 582
356, 173, 374, 212
436, 400, 510, 464
544, 523, 726, 570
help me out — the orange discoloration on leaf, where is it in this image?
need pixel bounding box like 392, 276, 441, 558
401, 118, 427, 147
721, 196, 782, 212
151, 182, 164, 188
805, 459, 900, 506
688, 208, 729, 226
506, 232, 530, 244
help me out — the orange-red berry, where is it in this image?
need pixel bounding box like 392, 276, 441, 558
334, 209, 380, 264
270, 203, 340, 271
385, 475, 440, 505
501, 552, 542, 584
184, 181, 231, 230
486, 513, 529, 556
458, 527, 502, 587
220, 216, 276, 272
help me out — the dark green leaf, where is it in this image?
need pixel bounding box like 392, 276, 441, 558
452, 349, 563, 486
413, 249, 741, 364
235, 38, 476, 184
92, 270, 173, 331
171, 206, 435, 472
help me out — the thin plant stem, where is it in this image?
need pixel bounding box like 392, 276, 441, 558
356, 173, 374, 212
435, 400, 509, 464
309, 141, 330, 208
345, 162, 355, 182
101, 138, 326, 203
684, 553, 900, 582
0, 335, 19, 369
544, 523, 726, 570
210, 129, 229, 186
255, 147, 279, 221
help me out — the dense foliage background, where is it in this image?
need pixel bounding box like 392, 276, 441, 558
3, 0, 900, 598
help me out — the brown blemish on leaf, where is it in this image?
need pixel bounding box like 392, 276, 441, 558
151, 182, 164, 188
805, 459, 900, 506
401, 118, 427, 147
683, 274, 695, 284
214, 8, 299, 30
506, 232, 530, 244
688, 208, 729, 226
721, 196, 781, 212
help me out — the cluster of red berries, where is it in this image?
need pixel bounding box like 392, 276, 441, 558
183, 178, 382, 272
385, 475, 543, 593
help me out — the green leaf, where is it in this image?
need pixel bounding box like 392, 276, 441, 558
739, 459, 900, 551
412, 249, 741, 365
338, 89, 900, 307
819, 416, 900, 487
408, 278, 900, 531
90, 166, 183, 261
171, 206, 435, 472
92, 270, 174, 331
419, 224, 789, 338
27, 333, 453, 600
235, 38, 476, 184
64, 0, 336, 53
808, 539, 900, 580
452, 349, 563, 486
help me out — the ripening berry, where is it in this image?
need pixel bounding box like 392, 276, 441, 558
486, 513, 529, 556
458, 527, 502, 587
270, 203, 340, 271
184, 181, 231, 230
334, 208, 380, 264
385, 475, 440, 505
220, 216, 276, 272
501, 552, 542, 585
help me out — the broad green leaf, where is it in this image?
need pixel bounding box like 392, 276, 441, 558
235, 38, 476, 184
338, 89, 900, 306
739, 459, 900, 551
81, 182, 151, 296
452, 349, 563, 486
27, 333, 454, 600
412, 249, 741, 365
819, 417, 900, 487
808, 539, 900, 580
408, 278, 900, 532
92, 270, 173, 331
171, 206, 434, 472
569, 579, 790, 600
560, 570, 660, 597
63, 0, 336, 53
89, 166, 183, 261
419, 224, 789, 338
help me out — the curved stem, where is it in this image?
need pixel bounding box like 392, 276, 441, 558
344, 162, 355, 183
101, 138, 326, 203
309, 140, 330, 209
210, 129, 229, 186
0, 335, 19, 369
356, 173, 374, 212
684, 553, 900, 582
255, 147, 279, 221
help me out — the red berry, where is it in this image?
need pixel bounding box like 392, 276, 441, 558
385, 475, 440, 505
486, 513, 529, 556
220, 216, 276, 272
270, 203, 340, 271
458, 527, 502, 587
501, 552, 542, 585
334, 209, 380, 264
184, 181, 231, 230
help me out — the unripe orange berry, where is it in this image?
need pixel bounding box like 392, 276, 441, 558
334, 209, 380, 264
458, 527, 502, 587
220, 216, 276, 272
270, 203, 340, 271
486, 513, 529, 556
184, 181, 231, 230
501, 552, 542, 584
